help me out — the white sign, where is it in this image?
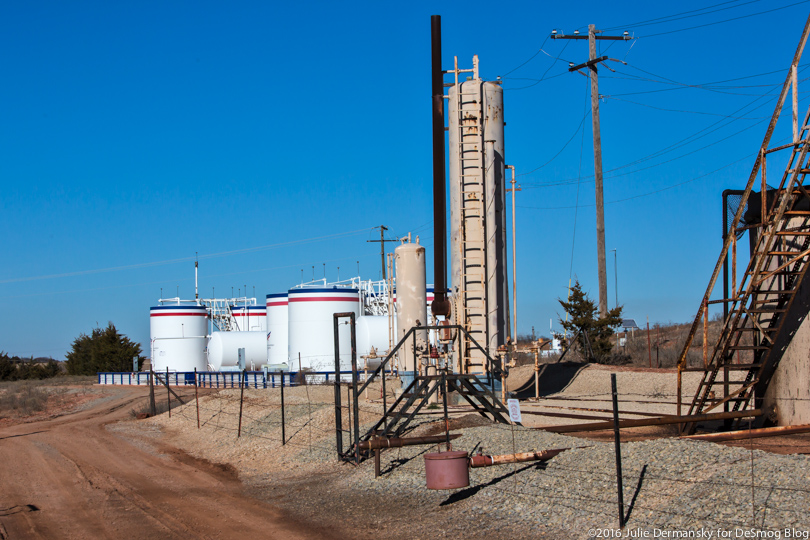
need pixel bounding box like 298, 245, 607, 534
507, 398, 522, 424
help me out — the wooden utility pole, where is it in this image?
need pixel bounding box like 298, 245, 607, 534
367, 225, 398, 282
552, 26, 631, 318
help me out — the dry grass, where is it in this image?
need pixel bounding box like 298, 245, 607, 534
0, 383, 50, 415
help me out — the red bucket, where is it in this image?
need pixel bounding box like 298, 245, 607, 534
424, 450, 470, 490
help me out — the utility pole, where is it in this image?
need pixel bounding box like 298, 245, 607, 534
552, 26, 631, 318
367, 225, 398, 281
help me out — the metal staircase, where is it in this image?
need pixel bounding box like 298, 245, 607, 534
678, 21, 810, 433
333, 319, 508, 463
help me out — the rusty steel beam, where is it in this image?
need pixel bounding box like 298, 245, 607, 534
358, 434, 461, 451
682, 423, 810, 442
469, 448, 571, 468
540, 409, 762, 434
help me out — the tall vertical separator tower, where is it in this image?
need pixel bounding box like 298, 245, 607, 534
448, 56, 509, 373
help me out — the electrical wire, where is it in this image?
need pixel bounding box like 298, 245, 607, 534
517, 152, 755, 211
639, 0, 810, 38
602, 96, 770, 119
601, 0, 762, 31
520, 107, 591, 176
504, 42, 571, 91
501, 35, 550, 77
602, 0, 764, 31
0, 227, 374, 285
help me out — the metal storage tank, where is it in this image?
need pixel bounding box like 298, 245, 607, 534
448, 63, 508, 371
266, 293, 289, 365
150, 305, 208, 372
231, 305, 267, 332
395, 238, 427, 373
207, 331, 267, 371
287, 286, 360, 372
356, 315, 393, 370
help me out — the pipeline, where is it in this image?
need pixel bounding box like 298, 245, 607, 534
681, 423, 810, 443
359, 434, 461, 451
468, 447, 571, 468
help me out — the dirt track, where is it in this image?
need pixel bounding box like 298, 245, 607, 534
0, 386, 343, 540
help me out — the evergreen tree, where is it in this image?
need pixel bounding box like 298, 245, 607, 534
557, 280, 623, 362
65, 323, 143, 375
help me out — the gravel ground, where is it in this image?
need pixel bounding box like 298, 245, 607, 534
139, 368, 810, 539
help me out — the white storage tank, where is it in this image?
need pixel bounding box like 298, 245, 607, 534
207, 331, 267, 371
231, 305, 267, 331
288, 286, 360, 372
266, 293, 289, 365
356, 315, 393, 370
150, 305, 208, 372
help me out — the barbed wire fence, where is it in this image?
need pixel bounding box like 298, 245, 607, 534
131, 371, 810, 532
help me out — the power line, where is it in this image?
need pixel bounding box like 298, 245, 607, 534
639, 0, 810, 38
520, 107, 591, 176
0, 227, 374, 285
603, 96, 770, 119
517, 152, 755, 211
501, 35, 550, 77
602, 0, 764, 31
503, 42, 572, 91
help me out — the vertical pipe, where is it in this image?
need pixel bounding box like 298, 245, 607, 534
646, 317, 652, 368
350, 313, 360, 464
723, 190, 730, 322
677, 367, 683, 425
703, 296, 709, 369
534, 346, 539, 400
442, 371, 450, 450
430, 14, 450, 320
194, 367, 200, 429
238, 369, 245, 438
611, 374, 625, 529
333, 314, 343, 458
732, 235, 737, 300
508, 165, 518, 343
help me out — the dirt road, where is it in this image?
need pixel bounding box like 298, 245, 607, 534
0, 386, 343, 540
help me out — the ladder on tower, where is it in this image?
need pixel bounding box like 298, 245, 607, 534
682, 113, 810, 433
453, 56, 489, 374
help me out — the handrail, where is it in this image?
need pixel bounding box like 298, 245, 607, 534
355, 323, 502, 397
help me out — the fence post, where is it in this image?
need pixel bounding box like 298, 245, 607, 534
149, 367, 156, 416
238, 369, 246, 438
194, 367, 200, 429
611, 373, 625, 529
280, 371, 286, 445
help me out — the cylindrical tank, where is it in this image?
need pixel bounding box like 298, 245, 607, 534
207, 331, 267, 371
395, 238, 427, 372
448, 75, 508, 368
266, 293, 289, 365
356, 315, 393, 370
287, 287, 360, 372
150, 305, 208, 372
231, 305, 267, 332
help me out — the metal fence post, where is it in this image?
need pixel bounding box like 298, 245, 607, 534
238, 369, 246, 438
280, 371, 286, 445
611, 373, 625, 528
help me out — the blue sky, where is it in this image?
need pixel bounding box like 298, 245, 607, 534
2, 0, 809, 359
